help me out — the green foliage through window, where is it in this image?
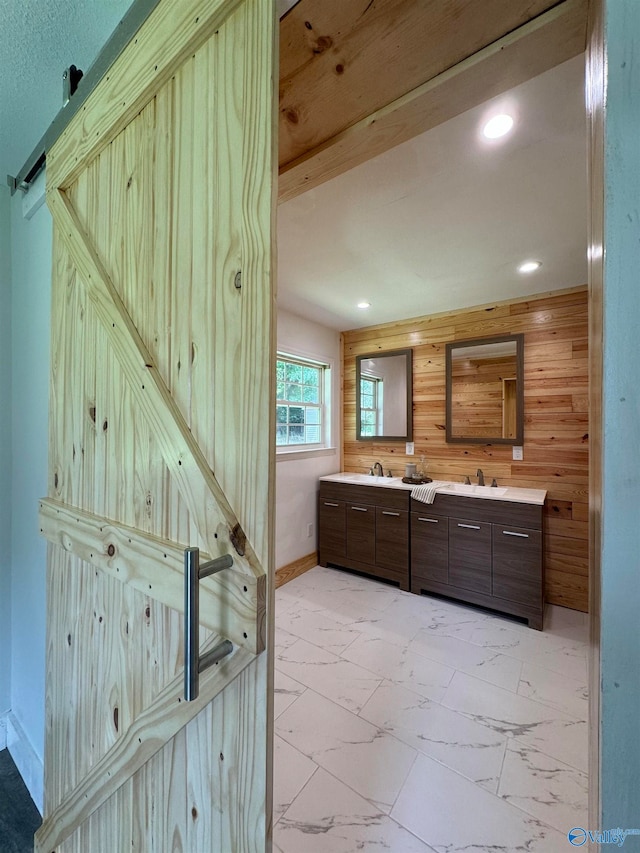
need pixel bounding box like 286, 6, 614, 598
276, 356, 326, 447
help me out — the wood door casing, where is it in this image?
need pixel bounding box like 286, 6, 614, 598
36, 1, 276, 851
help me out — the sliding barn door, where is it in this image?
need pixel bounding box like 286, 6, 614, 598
35, 0, 276, 850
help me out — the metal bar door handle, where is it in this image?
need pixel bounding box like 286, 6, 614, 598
457, 523, 481, 530
382, 511, 400, 516
351, 506, 368, 512
418, 517, 439, 523
502, 530, 529, 538
184, 547, 234, 701
324, 501, 340, 507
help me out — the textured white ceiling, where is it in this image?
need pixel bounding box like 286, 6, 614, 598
0, 0, 135, 181
278, 55, 588, 330
0, 0, 299, 184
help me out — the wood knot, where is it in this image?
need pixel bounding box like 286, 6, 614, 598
335, 63, 344, 74
230, 523, 246, 557
304, 20, 312, 29
107, 543, 116, 557
191, 806, 198, 820
54, 473, 59, 489
145, 606, 151, 619
67, 634, 71, 646
313, 35, 333, 54
89, 406, 96, 423
103, 420, 108, 431
113, 707, 119, 732
285, 108, 299, 125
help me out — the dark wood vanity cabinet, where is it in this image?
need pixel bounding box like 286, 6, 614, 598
318, 498, 346, 561
346, 502, 376, 565
318, 482, 410, 590
410, 493, 544, 629
448, 518, 492, 595
410, 512, 448, 584
492, 524, 543, 609
319, 480, 544, 628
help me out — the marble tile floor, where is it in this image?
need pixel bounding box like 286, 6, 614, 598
274, 566, 589, 853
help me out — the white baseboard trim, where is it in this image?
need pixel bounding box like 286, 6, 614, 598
6, 711, 43, 815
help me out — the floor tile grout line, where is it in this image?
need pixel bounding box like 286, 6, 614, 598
275, 672, 579, 831
273, 763, 320, 828
275, 571, 589, 823
507, 732, 589, 776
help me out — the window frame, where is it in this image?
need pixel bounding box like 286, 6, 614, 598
359, 373, 383, 437
276, 352, 332, 456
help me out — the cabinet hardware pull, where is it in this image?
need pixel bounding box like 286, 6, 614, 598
184, 548, 234, 701
324, 501, 339, 507
351, 506, 368, 512
502, 530, 529, 538
418, 517, 438, 523
382, 511, 400, 516
457, 523, 481, 530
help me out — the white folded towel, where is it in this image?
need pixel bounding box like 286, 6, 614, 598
411, 481, 451, 504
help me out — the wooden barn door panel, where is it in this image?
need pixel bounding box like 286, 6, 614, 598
36, 0, 276, 850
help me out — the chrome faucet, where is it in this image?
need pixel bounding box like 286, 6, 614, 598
476, 468, 485, 486
372, 461, 384, 477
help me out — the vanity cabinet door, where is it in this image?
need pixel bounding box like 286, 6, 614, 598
346, 503, 376, 565
448, 518, 492, 594
318, 498, 346, 562
376, 507, 409, 572
492, 525, 542, 606
411, 512, 448, 584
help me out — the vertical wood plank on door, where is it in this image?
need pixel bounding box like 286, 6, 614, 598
44, 0, 275, 848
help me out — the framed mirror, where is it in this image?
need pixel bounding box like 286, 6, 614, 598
356, 349, 413, 441
446, 334, 524, 445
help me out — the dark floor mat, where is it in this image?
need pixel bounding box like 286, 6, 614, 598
0, 749, 41, 853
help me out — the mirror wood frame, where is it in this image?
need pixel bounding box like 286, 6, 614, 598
356, 348, 413, 441
445, 334, 524, 445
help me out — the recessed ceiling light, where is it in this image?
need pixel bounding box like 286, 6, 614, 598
483, 114, 514, 139
518, 260, 542, 274
357, 301, 371, 309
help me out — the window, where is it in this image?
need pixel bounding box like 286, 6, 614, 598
276, 354, 329, 449
360, 374, 383, 437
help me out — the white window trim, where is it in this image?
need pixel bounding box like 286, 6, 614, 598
276, 348, 334, 458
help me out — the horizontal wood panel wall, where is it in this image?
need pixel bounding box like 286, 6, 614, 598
342, 286, 589, 612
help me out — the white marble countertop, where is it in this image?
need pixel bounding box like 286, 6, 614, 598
320, 472, 547, 505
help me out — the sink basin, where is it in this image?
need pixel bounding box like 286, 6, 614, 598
448, 483, 508, 496
342, 473, 400, 485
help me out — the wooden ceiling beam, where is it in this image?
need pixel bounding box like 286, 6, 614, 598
278, 0, 588, 203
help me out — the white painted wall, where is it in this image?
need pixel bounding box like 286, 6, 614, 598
0, 185, 12, 744
378, 355, 407, 437
276, 308, 341, 569
8, 180, 51, 811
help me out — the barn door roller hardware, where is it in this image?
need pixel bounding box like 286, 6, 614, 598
184, 547, 234, 701
62, 65, 84, 106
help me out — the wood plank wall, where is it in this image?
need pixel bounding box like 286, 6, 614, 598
342, 286, 589, 612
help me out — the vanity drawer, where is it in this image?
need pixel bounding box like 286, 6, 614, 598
376, 507, 409, 572
492, 525, 543, 606
448, 517, 492, 594
321, 482, 409, 511
411, 512, 448, 584
346, 502, 376, 565
318, 498, 346, 560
